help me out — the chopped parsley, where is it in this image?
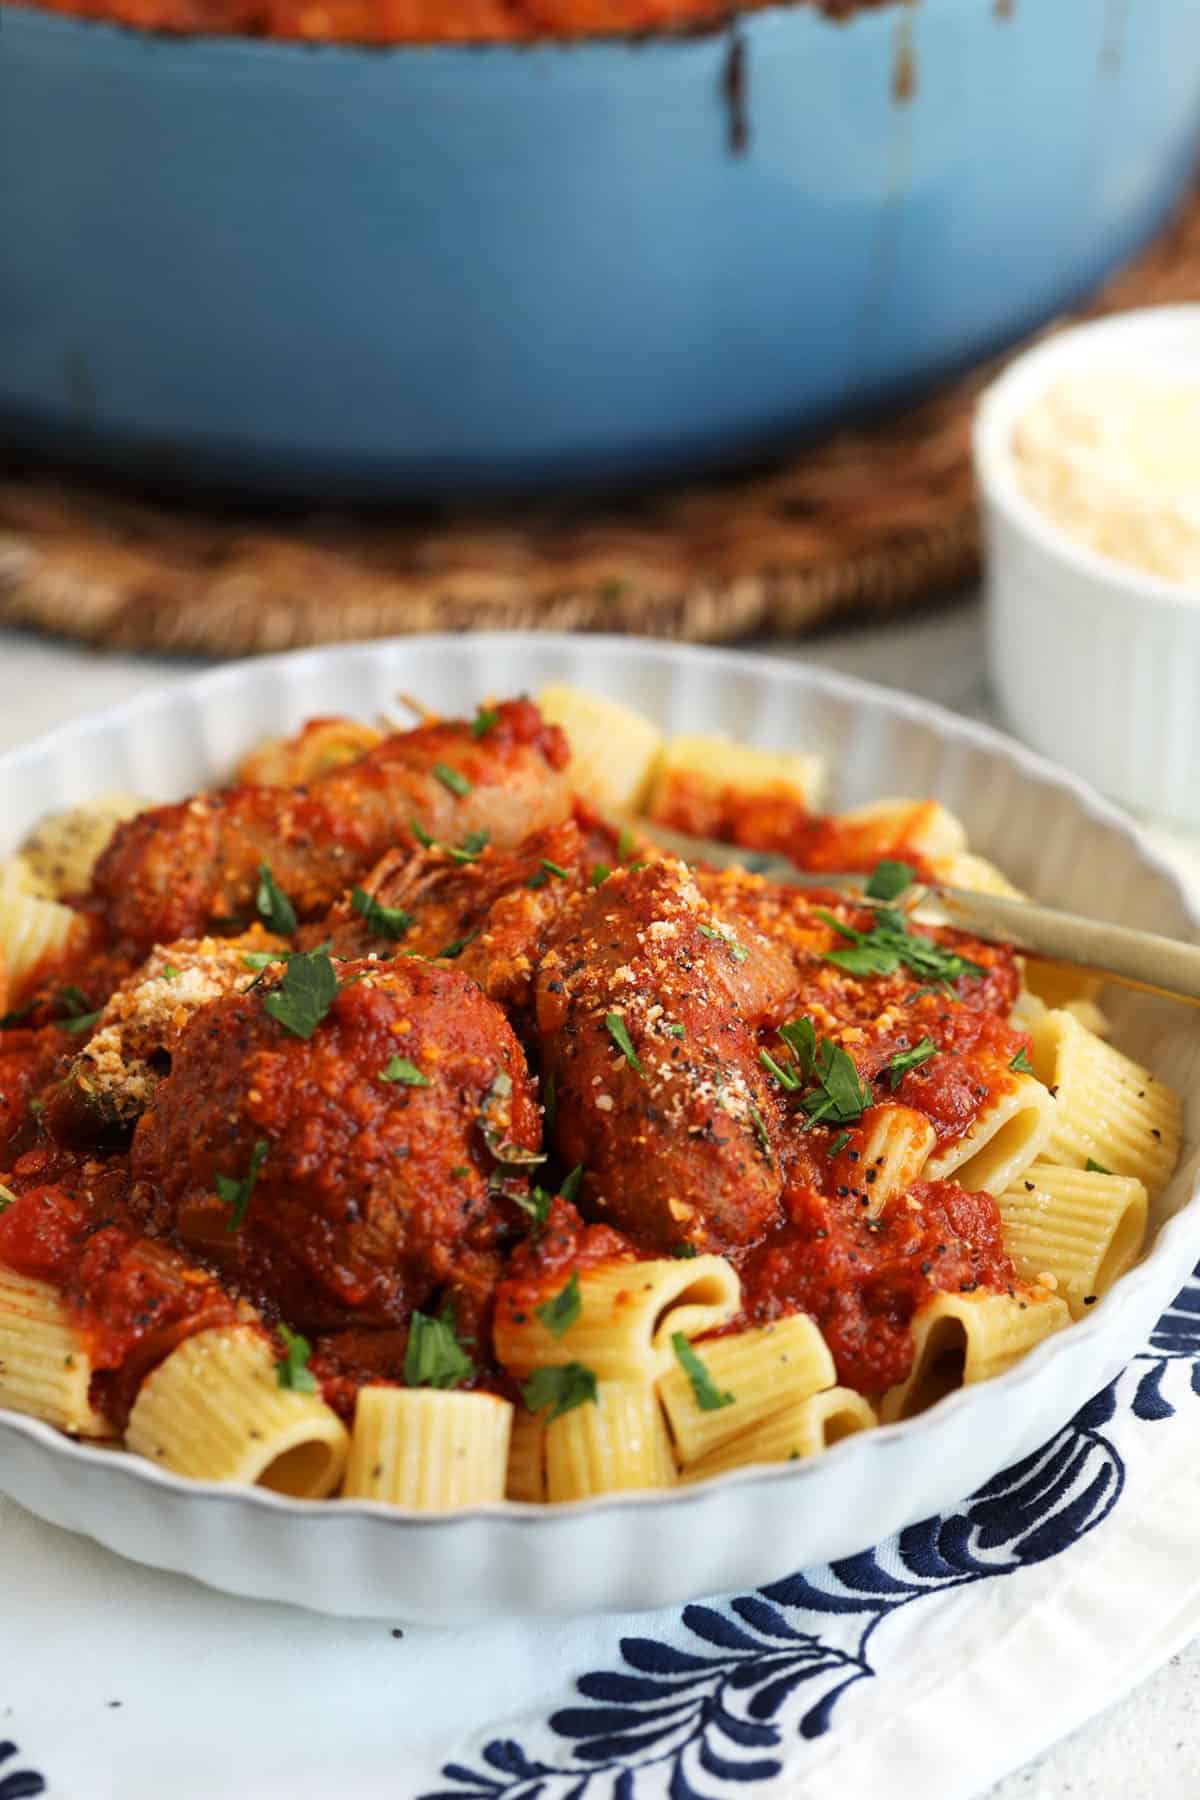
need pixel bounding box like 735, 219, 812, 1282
263, 949, 341, 1039
760, 1048, 801, 1093
778, 1016, 818, 1081
604, 1012, 643, 1076
1010, 1046, 1033, 1074
799, 1040, 872, 1131
818, 906, 983, 986
405, 1308, 474, 1390
865, 859, 916, 902
886, 1037, 938, 1089
535, 1272, 581, 1339
827, 1130, 852, 1158
521, 1362, 597, 1423
380, 1056, 431, 1087
450, 1165, 471, 1179
432, 762, 471, 799
275, 1324, 317, 1394
761, 1017, 869, 1129
62, 1009, 102, 1036
671, 1243, 698, 1259
215, 1139, 268, 1232
665, 1022, 686, 1039
1086, 1157, 1112, 1175
437, 928, 480, 960
471, 706, 500, 739
160, 964, 179, 981
255, 862, 298, 936
511, 1185, 554, 1227
560, 1164, 583, 1205
671, 1332, 735, 1412
698, 923, 749, 963
748, 1101, 772, 1160
590, 863, 612, 888
447, 830, 490, 865
541, 859, 570, 881
351, 886, 414, 939
526, 871, 549, 890
411, 818, 437, 849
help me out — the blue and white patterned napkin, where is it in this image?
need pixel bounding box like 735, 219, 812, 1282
5, 1263, 1200, 1800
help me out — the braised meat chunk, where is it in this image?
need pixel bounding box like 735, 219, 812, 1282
91, 699, 570, 951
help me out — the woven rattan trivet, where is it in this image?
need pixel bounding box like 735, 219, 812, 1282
2, 189, 1197, 659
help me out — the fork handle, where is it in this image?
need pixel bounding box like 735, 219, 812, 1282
933, 887, 1200, 1007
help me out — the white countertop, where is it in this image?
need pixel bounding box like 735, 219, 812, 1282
2, 600, 1198, 1798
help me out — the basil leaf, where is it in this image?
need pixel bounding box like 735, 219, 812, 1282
471, 707, 500, 738
535, 1271, 581, 1340
404, 1309, 474, 1390
255, 862, 298, 936
215, 1139, 268, 1232
590, 863, 612, 888
671, 1332, 735, 1412
1010, 1046, 1033, 1074
275, 1323, 317, 1394
521, 1362, 597, 1424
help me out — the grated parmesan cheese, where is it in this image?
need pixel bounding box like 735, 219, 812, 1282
1011, 370, 1200, 587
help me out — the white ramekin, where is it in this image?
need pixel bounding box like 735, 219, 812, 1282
974, 305, 1200, 830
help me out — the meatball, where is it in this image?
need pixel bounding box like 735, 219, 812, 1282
534, 859, 784, 1254
131, 956, 541, 1332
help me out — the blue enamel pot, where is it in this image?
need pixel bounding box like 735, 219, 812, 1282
2, 0, 1199, 496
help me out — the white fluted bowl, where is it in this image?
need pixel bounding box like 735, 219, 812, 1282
1, 634, 1197, 1624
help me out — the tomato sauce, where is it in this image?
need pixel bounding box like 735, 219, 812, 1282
0, 702, 1038, 1423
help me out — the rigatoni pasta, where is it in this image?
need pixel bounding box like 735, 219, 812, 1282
0, 681, 1186, 1519
493, 1255, 740, 1382
998, 1162, 1149, 1318
0, 1264, 113, 1437
343, 1388, 511, 1509
1027, 1007, 1182, 1195
126, 1327, 349, 1498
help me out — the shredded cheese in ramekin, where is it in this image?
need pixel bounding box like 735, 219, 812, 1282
1011, 369, 1200, 587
